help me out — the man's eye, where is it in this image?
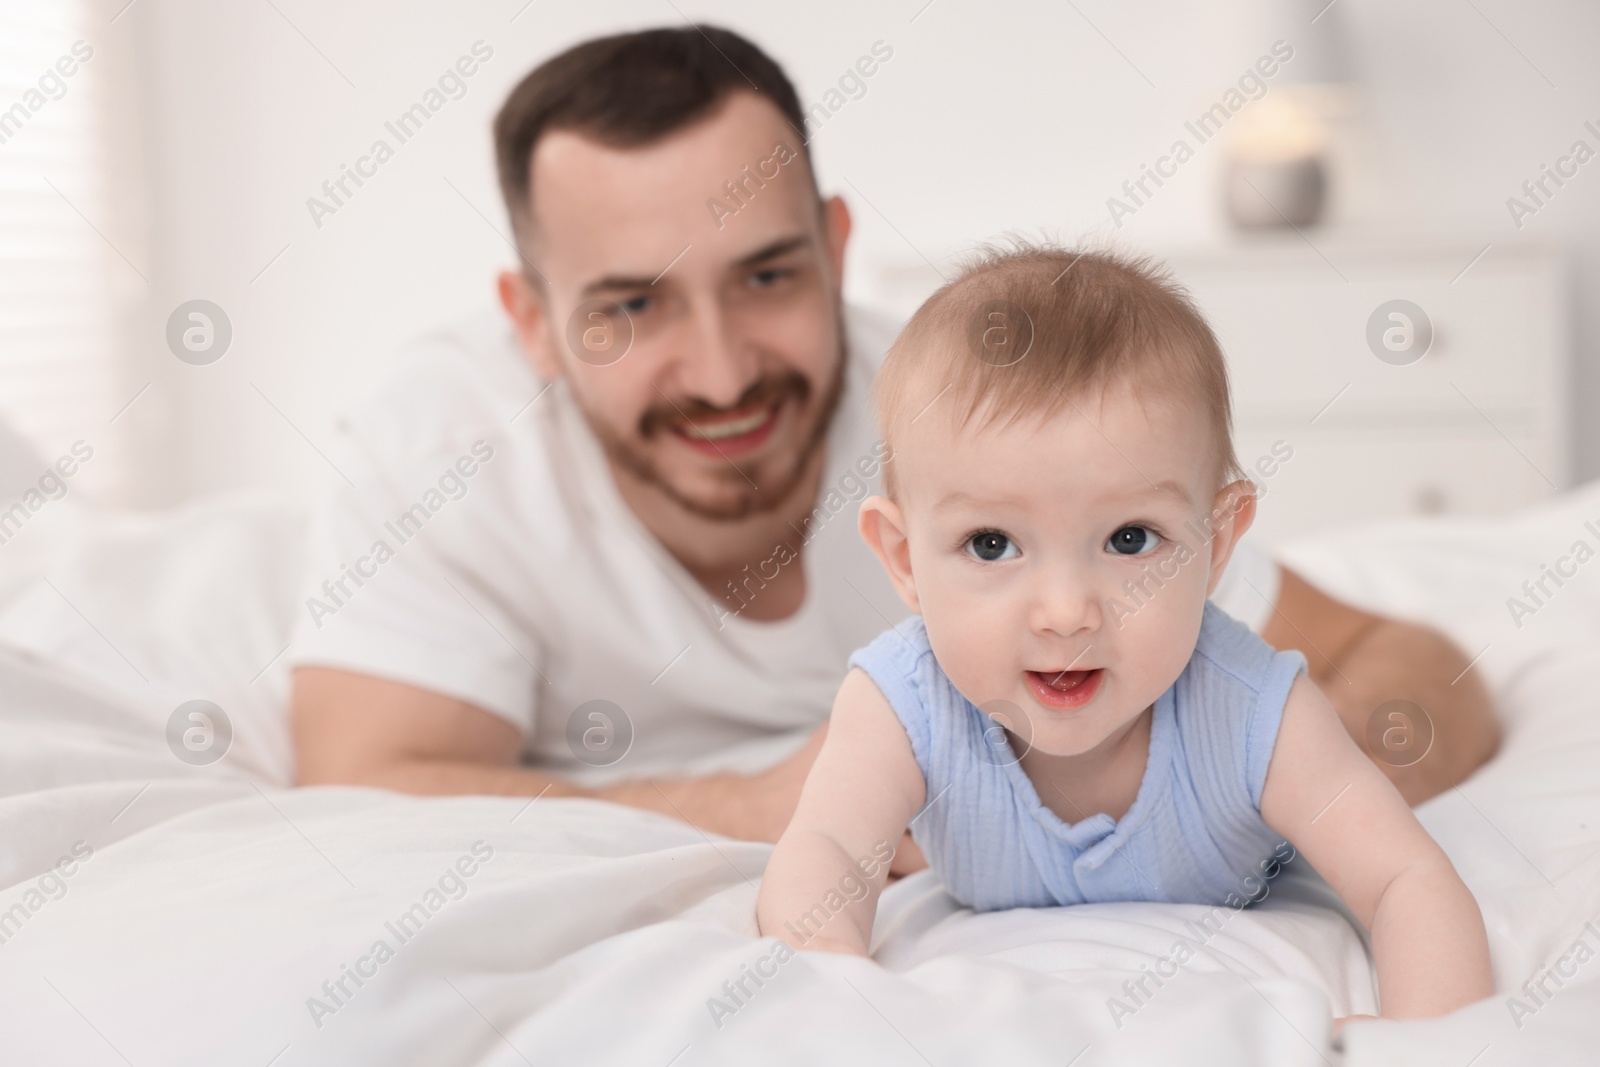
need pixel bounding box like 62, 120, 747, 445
1106, 525, 1160, 556
965, 531, 1018, 562
749, 268, 789, 288
618, 294, 652, 315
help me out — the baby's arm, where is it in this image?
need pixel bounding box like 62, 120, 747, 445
756, 668, 926, 956
1261, 675, 1493, 1020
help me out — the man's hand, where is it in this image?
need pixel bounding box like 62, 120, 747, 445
745, 725, 928, 876
888, 833, 927, 878
726, 723, 929, 876
599, 721, 829, 842
606, 723, 928, 874
735, 722, 929, 876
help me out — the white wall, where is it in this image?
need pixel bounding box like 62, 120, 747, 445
101, 0, 1600, 507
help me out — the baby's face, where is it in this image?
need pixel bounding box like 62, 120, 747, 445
868, 377, 1249, 759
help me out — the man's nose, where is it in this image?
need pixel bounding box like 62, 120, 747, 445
670, 299, 759, 409
1028, 562, 1103, 638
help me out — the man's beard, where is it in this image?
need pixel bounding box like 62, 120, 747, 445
583, 324, 848, 523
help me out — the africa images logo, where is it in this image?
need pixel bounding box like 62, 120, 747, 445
305, 441, 495, 628
304, 41, 494, 229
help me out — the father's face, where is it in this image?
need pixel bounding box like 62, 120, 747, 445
504, 92, 850, 522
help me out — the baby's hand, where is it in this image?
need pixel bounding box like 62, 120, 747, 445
1262, 675, 1493, 1019
755, 670, 926, 957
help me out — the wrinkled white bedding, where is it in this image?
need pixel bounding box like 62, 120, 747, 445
0, 481, 1597, 1065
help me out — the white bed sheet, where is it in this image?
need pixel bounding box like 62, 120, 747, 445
0, 482, 1596, 1065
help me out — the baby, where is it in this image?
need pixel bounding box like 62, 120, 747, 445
755, 246, 1493, 1023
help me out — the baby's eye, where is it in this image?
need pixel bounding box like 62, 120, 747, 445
1106, 525, 1161, 556
965, 531, 1018, 562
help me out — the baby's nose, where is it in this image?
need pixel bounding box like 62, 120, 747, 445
1028, 568, 1102, 637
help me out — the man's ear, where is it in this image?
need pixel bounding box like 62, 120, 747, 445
1203, 479, 1258, 596
821, 195, 851, 284
858, 493, 921, 614
497, 269, 561, 381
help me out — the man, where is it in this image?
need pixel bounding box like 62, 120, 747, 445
290, 27, 1497, 865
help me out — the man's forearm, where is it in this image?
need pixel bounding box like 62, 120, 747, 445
331, 756, 774, 841
1261, 568, 1500, 805
1323, 620, 1500, 804
332, 756, 594, 800
598, 773, 783, 841
293, 669, 828, 845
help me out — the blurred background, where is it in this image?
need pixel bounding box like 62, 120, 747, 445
2, 0, 1594, 545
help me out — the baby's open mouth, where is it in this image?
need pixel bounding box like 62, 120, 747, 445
1025, 668, 1103, 710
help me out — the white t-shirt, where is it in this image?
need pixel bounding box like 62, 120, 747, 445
290, 306, 1277, 786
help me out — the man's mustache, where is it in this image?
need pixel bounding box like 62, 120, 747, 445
639, 372, 812, 438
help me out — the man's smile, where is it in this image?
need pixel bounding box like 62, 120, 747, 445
670, 398, 784, 457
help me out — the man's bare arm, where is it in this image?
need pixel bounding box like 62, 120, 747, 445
1260, 568, 1501, 805
290, 666, 815, 843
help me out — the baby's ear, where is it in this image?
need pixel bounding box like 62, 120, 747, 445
1203, 479, 1258, 596
858, 495, 922, 614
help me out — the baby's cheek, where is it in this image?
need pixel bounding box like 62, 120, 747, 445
1114, 593, 1205, 690
931, 637, 990, 699
924, 614, 1008, 703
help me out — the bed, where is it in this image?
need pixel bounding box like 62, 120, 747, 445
1, 477, 1598, 1065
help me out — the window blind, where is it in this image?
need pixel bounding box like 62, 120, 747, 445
0, 0, 123, 495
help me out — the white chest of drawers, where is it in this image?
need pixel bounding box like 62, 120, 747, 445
1166, 241, 1569, 544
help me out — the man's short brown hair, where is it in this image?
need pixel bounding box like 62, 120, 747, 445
493, 25, 816, 248
875, 244, 1243, 496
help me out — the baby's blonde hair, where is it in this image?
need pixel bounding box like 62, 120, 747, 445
875, 243, 1242, 498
